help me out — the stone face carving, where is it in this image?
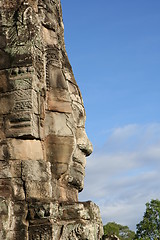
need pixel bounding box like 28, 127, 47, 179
0, 0, 103, 239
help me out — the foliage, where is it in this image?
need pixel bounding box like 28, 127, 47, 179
104, 222, 119, 237
135, 199, 160, 240
119, 224, 135, 240
103, 222, 135, 240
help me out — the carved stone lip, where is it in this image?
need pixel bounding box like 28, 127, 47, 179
74, 168, 84, 176
72, 157, 85, 175
72, 154, 85, 167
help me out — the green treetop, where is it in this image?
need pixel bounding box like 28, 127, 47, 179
135, 199, 160, 240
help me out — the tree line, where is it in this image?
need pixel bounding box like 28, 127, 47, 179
103, 199, 160, 240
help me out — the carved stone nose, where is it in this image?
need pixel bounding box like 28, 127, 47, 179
76, 128, 93, 157
80, 138, 93, 157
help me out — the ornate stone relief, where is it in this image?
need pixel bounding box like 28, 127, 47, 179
0, 0, 103, 239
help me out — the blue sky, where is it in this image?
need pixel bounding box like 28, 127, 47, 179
61, 0, 160, 231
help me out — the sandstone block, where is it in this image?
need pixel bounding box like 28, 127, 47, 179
11, 178, 25, 200
25, 180, 52, 200
0, 160, 21, 179
47, 88, 72, 113
59, 203, 90, 221
0, 142, 9, 160
0, 118, 5, 140
58, 222, 97, 240
51, 180, 78, 202
47, 99, 72, 113
12, 201, 28, 217
0, 0, 24, 10
42, 26, 58, 46
0, 70, 9, 93
5, 112, 40, 139
28, 202, 51, 221
0, 90, 38, 116
0, 230, 28, 240
6, 139, 44, 161
47, 66, 67, 89
0, 93, 13, 114
0, 49, 11, 69
45, 135, 74, 164
29, 224, 52, 240
0, 198, 8, 216
6, 215, 28, 232
45, 112, 73, 137
0, 179, 12, 198
22, 160, 51, 182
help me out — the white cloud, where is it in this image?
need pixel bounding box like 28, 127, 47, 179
79, 123, 160, 231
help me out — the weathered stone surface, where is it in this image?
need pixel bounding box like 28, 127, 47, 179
0, 160, 21, 178
27, 201, 103, 240
0, 179, 12, 198
47, 89, 72, 113
45, 112, 73, 136
0, 0, 103, 239
6, 139, 44, 161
